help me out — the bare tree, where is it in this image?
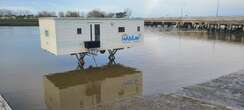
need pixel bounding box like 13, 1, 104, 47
15, 10, 32, 16
65, 11, 80, 17
0, 9, 13, 16
80, 12, 85, 17
106, 12, 115, 18
124, 8, 132, 17
38, 11, 56, 17
115, 12, 126, 18
0, 8, 132, 18
115, 8, 132, 18
58, 11, 65, 17
0, 9, 36, 19
87, 10, 106, 18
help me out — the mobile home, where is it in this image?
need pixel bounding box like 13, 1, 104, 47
39, 17, 144, 56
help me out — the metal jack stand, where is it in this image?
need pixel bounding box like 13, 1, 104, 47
71, 52, 87, 69
71, 48, 122, 68
108, 49, 121, 64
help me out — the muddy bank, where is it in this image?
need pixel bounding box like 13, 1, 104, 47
177, 70, 244, 110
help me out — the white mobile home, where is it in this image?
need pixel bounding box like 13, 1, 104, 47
39, 17, 144, 56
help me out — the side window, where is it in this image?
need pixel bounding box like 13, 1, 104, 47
45, 30, 49, 37
137, 26, 141, 32
77, 28, 82, 35
118, 27, 125, 33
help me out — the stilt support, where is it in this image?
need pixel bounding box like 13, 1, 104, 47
71, 52, 87, 69
108, 48, 121, 64
71, 48, 122, 68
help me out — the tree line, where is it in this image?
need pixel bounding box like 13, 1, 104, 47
0, 9, 132, 19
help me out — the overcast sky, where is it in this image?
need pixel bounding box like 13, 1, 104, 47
0, 0, 244, 17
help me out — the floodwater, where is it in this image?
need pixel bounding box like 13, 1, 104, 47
1, 27, 244, 110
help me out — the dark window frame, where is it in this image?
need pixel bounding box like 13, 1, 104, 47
137, 26, 141, 32
77, 28, 82, 35
118, 27, 125, 33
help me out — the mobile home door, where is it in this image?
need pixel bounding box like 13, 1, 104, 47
89, 24, 100, 41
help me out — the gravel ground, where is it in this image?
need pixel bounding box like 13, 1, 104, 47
177, 70, 244, 110
0, 94, 12, 110
82, 95, 231, 110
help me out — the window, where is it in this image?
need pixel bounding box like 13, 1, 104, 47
45, 30, 49, 37
137, 26, 141, 32
77, 28, 82, 34
118, 27, 125, 32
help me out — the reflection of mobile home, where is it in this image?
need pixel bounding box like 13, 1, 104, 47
39, 18, 144, 55
44, 64, 142, 110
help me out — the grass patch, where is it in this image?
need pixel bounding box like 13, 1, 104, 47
0, 19, 38, 26
45, 64, 141, 89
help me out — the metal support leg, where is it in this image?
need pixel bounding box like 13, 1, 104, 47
108, 49, 119, 64
71, 52, 87, 69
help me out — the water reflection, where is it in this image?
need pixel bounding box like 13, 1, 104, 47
43, 64, 142, 110
207, 33, 244, 43
170, 31, 244, 43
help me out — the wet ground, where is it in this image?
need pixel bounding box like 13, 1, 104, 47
177, 70, 244, 110
79, 95, 231, 110
76, 69, 244, 110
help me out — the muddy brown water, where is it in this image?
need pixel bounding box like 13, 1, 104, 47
1, 27, 244, 110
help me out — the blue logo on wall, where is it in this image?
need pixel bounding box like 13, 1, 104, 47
122, 34, 141, 43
